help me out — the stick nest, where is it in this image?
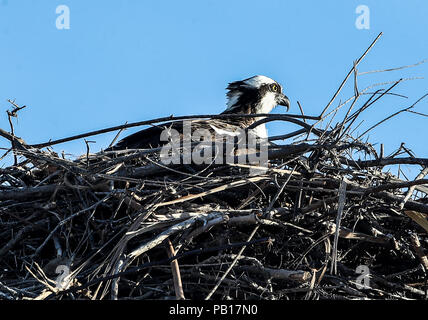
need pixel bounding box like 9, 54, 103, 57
1, 51, 428, 301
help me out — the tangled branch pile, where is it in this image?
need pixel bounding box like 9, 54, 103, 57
1, 36, 428, 301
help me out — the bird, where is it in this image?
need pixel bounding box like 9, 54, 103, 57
108, 75, 290, 151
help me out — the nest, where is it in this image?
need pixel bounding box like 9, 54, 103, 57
1, 36, 428, 300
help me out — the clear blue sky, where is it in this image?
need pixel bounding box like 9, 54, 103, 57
1, 0, 427, 176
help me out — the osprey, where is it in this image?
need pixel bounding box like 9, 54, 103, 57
109, 75, 290, 150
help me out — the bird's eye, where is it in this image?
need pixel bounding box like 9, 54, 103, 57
271, 84, 278, 92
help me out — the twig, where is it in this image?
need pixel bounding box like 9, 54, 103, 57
205, 226, 261, 300
29, 113, 319, 149
319, 32, 383, 118
331, 179, 347, 275
166, 239, 185, 300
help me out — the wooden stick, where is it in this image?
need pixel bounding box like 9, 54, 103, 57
166, 239, 185, 300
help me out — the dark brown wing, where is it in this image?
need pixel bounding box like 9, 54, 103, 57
109, 121, 182, 150
108, 119, 245, 151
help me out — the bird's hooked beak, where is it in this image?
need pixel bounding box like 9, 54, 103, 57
277, 93, 290, 112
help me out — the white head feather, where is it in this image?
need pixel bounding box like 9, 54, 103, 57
242, 75, 276, 88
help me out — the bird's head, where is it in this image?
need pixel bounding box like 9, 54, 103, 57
225, 75, 290, 114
